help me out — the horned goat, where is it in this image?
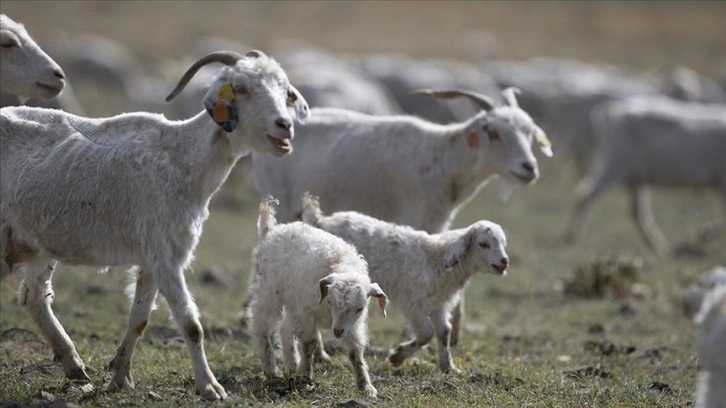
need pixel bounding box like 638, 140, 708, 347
303, 192, 508, 373
0, 50, 309, 400
248, 198, 387, 397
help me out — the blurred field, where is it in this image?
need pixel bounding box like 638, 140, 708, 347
1, 1, 725, 407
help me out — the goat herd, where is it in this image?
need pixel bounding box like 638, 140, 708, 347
1, 13, 725, 406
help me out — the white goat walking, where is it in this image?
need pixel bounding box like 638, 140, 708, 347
303, 193, 508, 373
248, 198, 387, 397
565, 95, 726, 253
0, 50, 309, 400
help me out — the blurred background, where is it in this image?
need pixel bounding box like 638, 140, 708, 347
1, 1, 725, 405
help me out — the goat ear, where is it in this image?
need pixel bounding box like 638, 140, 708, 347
534, 128, 553, 157
203, 81, 239, 132
287, 85, 310, 124
368, 283, 388, 317
319, 275, 335, 304
462, 122, 488, 149
443, 230, 472, 268
0, 29, 22, 48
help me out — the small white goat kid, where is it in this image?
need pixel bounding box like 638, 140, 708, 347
695, 285, 726, 408
303, 193, 508, 373
248, 198, 387, 398
0, 50, 309, 400
0, 14, 65, 100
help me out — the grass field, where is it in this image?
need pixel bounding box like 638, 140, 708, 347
1, 1, 725, 407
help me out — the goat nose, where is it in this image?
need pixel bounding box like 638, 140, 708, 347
333, 328, 344, 338
275, 118, 292, 131
501, 257, 509, 266
54, 68, 65, 80
522, 162, 535, 174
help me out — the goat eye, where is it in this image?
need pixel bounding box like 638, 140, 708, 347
484, 126, 500, 141
234, 85, 248, 95
479, 242, 491, 249
355, 308, 364, 314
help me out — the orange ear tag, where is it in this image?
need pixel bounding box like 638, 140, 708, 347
377, 297, 387, 317
467, 129, 479, 148
212, 100, 229, 122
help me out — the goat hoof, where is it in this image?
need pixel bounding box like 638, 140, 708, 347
362, 384, 378, 399
440, 365, 461, 374
196, 381, 227, 401
107, 375, 134, 391
314, 349, 332, 363
388, 351, 405, 367
66, 366, 91, 382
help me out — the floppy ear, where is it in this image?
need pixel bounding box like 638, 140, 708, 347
443, 230, 473, 268
534, 127, 553, 157
287, 85, 310, 124
319, 275, 335, 304
368, 283, 388, 317
203, 81, 239, 132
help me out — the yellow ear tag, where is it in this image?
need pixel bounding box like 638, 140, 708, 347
216, 82, 235, 101
467, 129, 479, 148
212, 100, 229, 122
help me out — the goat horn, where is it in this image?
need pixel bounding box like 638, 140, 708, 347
245, 49, 267, 59
165, 51, 244, 102
501, 87, 521, 107
410, 88, 498, 111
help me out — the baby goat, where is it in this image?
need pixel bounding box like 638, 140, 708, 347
248, 198, 387, 398
303, 192, 508, 373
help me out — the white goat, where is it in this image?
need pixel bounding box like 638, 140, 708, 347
695, 285, 726, 408
0, 14, 65, 100
253, 87, 551, 232
253, 88, 550, 346
565, 95, 726, 253
303, 193, 509, 373
0, 50, 310, 400
248, 198, 387, 398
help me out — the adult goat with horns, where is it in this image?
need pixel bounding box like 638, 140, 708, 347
0, 50, 309, 400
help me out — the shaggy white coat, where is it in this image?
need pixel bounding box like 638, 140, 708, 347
0, 51, 309, 400
303, 193, 508, 373
248, 199, 386, 398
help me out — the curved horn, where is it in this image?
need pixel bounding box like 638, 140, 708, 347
165, 51, 244, 102
501, 87, 521, 107
410, 88, 498, 111
245, 49, 266, 59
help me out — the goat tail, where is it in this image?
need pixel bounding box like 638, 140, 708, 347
301, 191, 323, 226
258, 196, 279, 240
